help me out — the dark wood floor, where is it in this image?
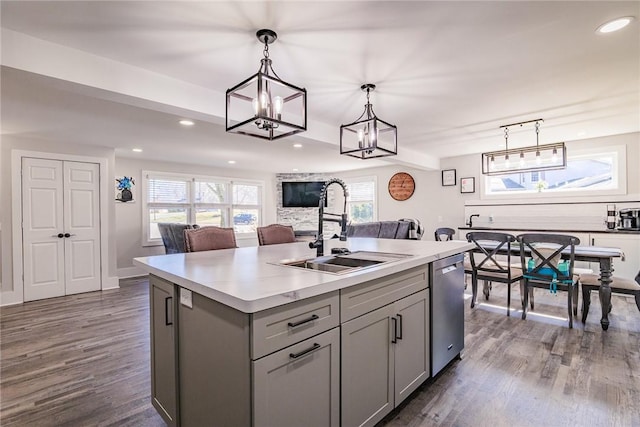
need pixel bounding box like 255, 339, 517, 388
2, 278, 639, 426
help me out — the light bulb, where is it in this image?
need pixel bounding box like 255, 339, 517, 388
260, 91, 268, 110
273, 96, 283, 118
504, 154, 510, 168
489, 155, 495, 170
552, 148, 558, 162
536, 151, 541, 165
519, 152, 525, 167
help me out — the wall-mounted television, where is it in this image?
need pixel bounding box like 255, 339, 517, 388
282, 181, 327, 208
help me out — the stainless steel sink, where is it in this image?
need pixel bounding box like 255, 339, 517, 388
275, 251, 412, 274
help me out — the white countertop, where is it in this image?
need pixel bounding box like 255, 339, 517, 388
133, 238, 474, 313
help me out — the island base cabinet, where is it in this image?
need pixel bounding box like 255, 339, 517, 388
149, 275, 179, 427
253, 327, 340, 427
341, 290, 430, 427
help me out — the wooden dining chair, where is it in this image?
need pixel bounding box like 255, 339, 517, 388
257, 224, 296, 246
434, 227, 456, 241
517, 233, 580, 328
579, 269, 640, 323
184, 226, 237, 252
466, 231, 523, 316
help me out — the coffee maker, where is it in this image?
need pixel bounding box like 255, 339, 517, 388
618, 208, 640, 230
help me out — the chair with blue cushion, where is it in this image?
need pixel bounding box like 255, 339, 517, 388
517, 233, 580, 328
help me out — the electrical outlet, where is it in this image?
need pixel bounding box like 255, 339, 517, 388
489, 214, 494, 223
180, 288, 193, 308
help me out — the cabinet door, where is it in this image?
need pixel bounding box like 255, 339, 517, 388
150, 275, 179, 427
253, 328, 340, 427
393, 290, 430, 403
591, 234, 640, 281
342, 304, 395, 427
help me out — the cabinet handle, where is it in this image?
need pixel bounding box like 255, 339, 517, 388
391, 317, 398, 343
396, 314, 403, 340
64, 233, 76, 238
165, 296, 173, 326
289, 343, 321, 359
288, 314, 319, 328
53, 233, 64, 238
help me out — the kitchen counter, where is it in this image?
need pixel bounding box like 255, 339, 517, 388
458, 226, 640, 234
141, 238, 474, 427
134, 237, 473, 313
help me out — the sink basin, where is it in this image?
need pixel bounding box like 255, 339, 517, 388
276, 251, 412, 274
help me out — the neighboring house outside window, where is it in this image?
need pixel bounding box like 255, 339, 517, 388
483, 146, 626, 197
345, 176, 377, 224
142, 171, 264, 245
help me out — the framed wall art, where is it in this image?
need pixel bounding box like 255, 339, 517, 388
441, 169, 456, 186
460, 177, 475, 194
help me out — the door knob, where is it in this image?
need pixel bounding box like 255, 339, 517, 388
64, 233, 71, 238
56, 233, 64, 238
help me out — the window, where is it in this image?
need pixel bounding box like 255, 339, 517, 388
143, 171, 264, 245
345, 177, 377, 223
482, 146, 626, 198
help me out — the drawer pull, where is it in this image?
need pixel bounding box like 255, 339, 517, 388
288, 314, 319, 328
289, 343, 321, 359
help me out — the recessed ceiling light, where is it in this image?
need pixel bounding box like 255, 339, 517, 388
293, 143, 302, 148
597, 16, 634, 33
228, 160, 236, 164
179, 119, 195, 126
132, 148, 143, 152
577, 131, 587, 137
292, 168, 299, 172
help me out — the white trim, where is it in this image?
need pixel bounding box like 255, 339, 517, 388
10, 150, 111, 304
117, 266, 148, 280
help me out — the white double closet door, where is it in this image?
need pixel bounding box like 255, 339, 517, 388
22, 158, 101, 301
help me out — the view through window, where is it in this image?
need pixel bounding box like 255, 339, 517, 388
143, 172, 263, 244
484, 149, 619, 196
346, 177, 377, 223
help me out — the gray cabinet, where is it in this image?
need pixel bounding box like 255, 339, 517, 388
149, 275, 179, 427
253, 328, 340, 427
341, 289, 430, 427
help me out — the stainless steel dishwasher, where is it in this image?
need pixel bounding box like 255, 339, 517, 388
431, 253, 465, 376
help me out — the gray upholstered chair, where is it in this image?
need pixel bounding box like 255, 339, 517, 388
257, 224, 296, 246
158, 223, 198, 254
184, 226, 237, 252
579, 269, 640, 323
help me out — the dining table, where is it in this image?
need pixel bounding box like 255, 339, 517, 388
474, 239, 624, 330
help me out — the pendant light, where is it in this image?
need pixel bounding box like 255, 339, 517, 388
340, 84, 397, 159
481, 119, 566, 175
226, 29, 307, 141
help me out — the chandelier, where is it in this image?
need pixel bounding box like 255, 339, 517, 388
482, 119, 566, 175
226, 29, 307, 141
340, 84, 397, 159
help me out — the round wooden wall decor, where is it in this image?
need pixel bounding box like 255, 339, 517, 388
388, 172, 415, 201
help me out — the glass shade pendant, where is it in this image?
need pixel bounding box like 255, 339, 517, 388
340, 84, 397, 159
226, 29, 307, 141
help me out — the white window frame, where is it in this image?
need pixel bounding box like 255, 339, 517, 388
142, 170, 265, 246
344, 175, 378, 223
480, 145, 627, 200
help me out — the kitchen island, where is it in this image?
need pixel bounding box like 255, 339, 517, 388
134, 237, 473, 427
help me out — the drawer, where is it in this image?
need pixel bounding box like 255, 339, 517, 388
341, 265, 428, 322
251, 291, 340, 360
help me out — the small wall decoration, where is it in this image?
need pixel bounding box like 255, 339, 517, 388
460, 177, 475, 194
116, 176, 135, 202
441, 169, 456, 186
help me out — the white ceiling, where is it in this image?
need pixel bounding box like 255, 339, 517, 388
1, 1, 638, 173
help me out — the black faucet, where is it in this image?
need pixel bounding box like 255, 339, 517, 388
467, 214, 480, 228
309, 178, 349, 257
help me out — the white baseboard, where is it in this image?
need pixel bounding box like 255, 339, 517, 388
118, 266, 149, 280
